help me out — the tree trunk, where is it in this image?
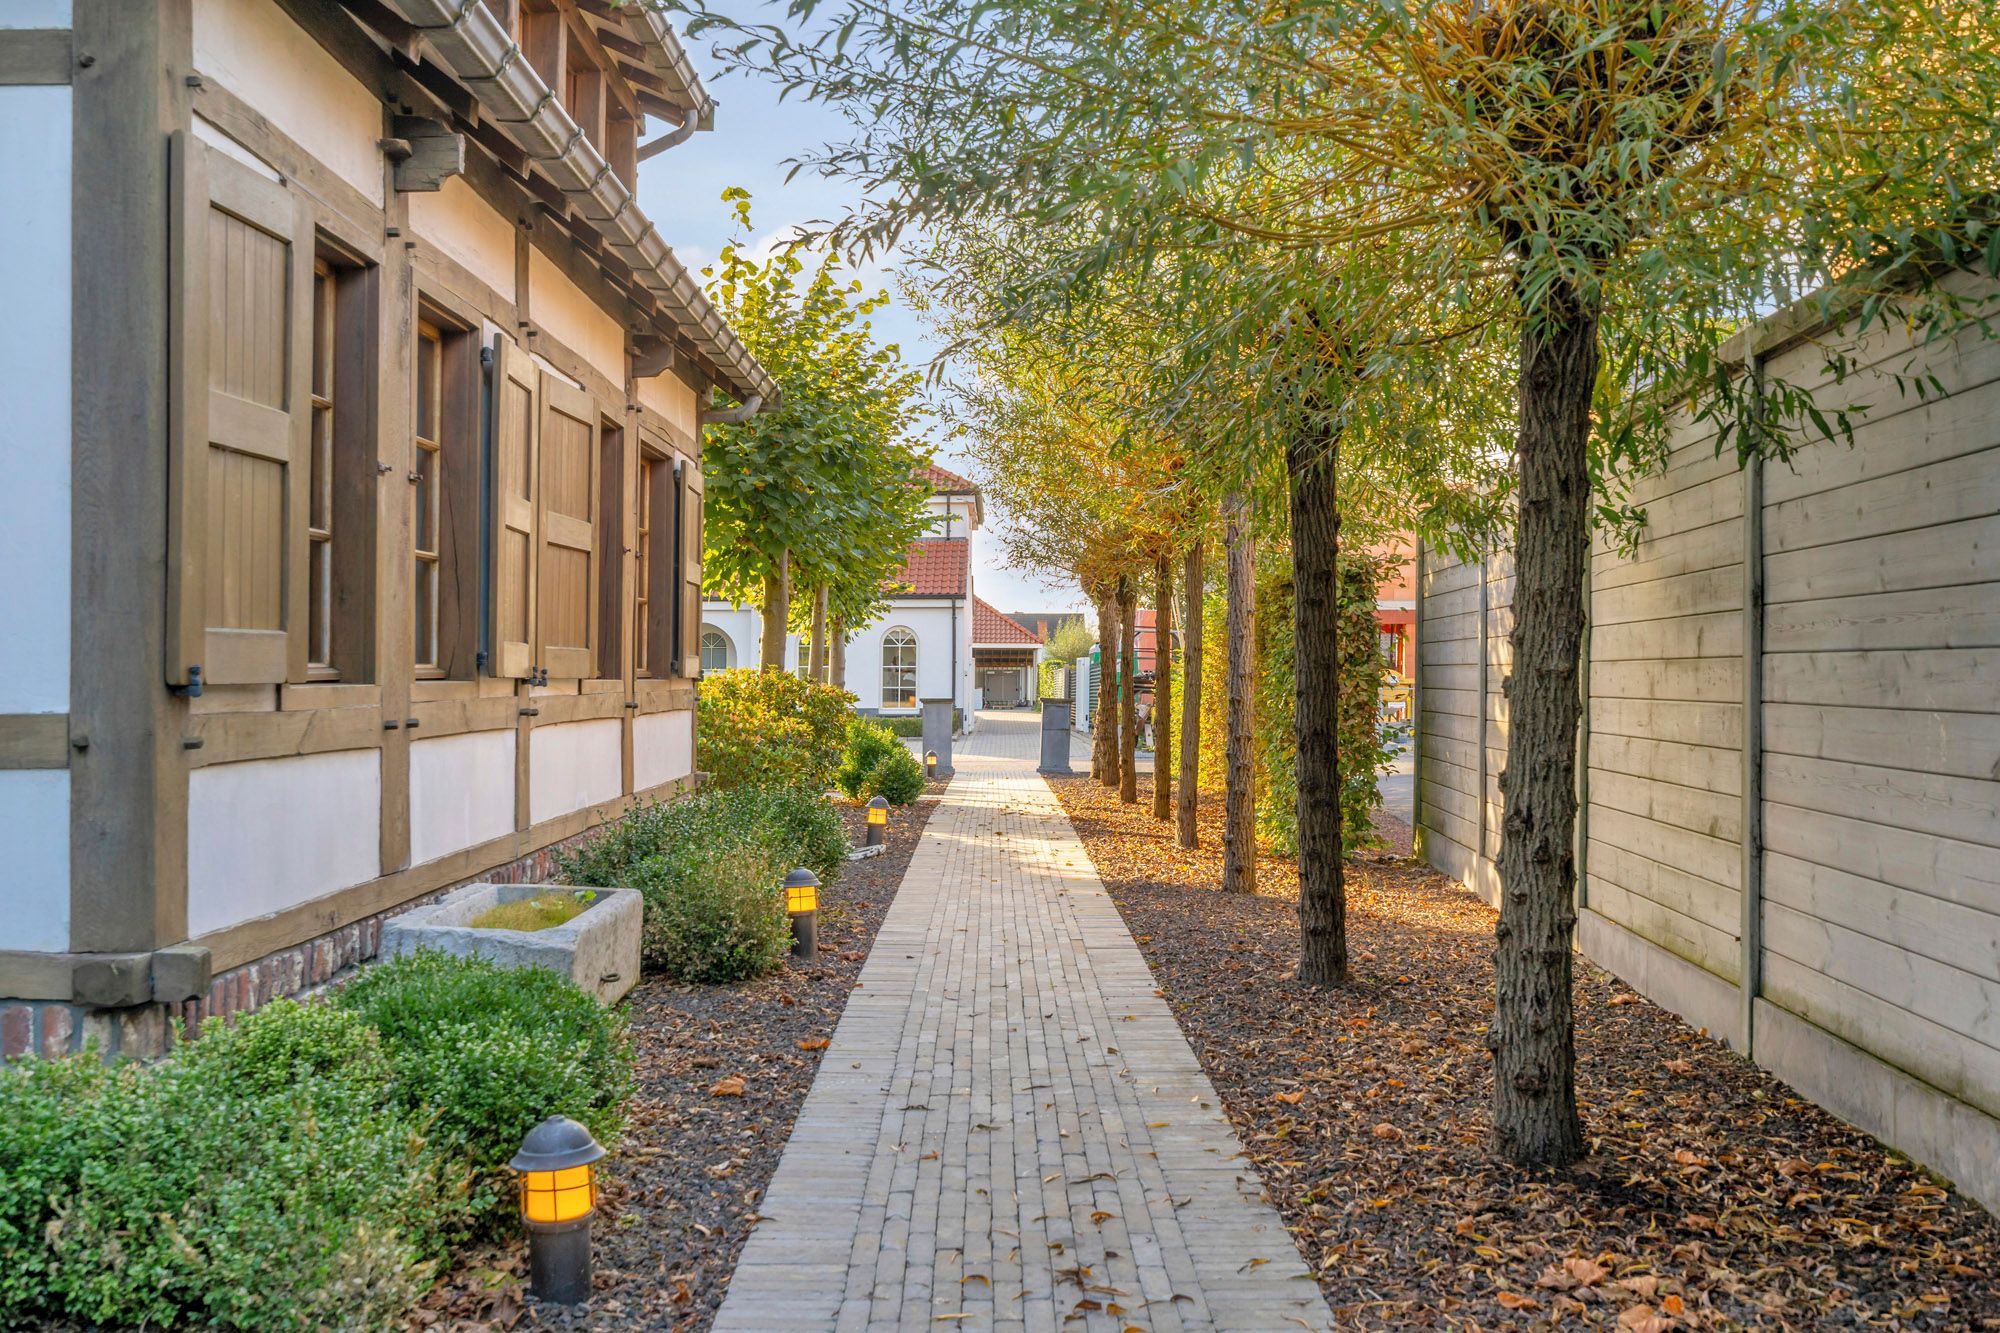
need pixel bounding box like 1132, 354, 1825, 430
1094, 586, 1121, 786
829, 615, 847, 690
760, 551, 791, 670
1290, 424, 1346, 987
1491, 283, 1599, 1168
1178, 542, 1204, 849
807, 584, 829, 682
1152, 555, 1174, 822
1119, 577, 1139, 805
1222, 493, 1257, 894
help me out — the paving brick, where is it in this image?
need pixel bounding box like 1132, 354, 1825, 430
713, 714, 1332, 1330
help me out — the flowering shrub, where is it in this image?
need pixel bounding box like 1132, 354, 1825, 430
696, 668, 854, 791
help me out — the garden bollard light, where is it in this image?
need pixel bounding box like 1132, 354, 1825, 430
925, 749, 938, 780
785, 867, 820, 962
510, 1115, 606, 1306
865, 795, 889, 848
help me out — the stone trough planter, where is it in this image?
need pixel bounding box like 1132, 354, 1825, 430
381, 883, 643, 1004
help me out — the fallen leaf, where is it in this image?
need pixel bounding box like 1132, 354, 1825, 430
709, 1075, 746, 1097
1496, 1292, 1539, 1311
1609, 992, 1640, 1006
1618, 1306, 1672, 1332
797, 1037, 830, 1051
1274, 1090, 1304, 1106
1371, 1122, 1402, 1141
1664, 1058, 1695, 1076
1615, 1275, 1660, 1300
1565, 1256, 1608, 1287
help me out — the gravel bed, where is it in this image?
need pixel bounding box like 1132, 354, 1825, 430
1051, 774, 2000, 1331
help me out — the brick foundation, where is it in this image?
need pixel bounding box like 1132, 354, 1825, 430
3, 822, 610, 1064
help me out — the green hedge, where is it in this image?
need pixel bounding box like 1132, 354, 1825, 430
558, 784, 847, 981
696, 668, 853, 790
0, 954, 632, 1332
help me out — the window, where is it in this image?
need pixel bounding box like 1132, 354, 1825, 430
307, 258, 336, 676
413, 305, 479, 678
700, 629, 730, 673
413, 319, 444, 673
634, 453, 656, 676
882, 628, 918, 708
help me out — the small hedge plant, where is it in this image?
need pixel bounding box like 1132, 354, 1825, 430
557, 784, 846, 982
334, 951, 631, 1230
837, 719, 902, 798
0, 955, 634, 1332
696, 668, 853, 790
862, 745, 926, 805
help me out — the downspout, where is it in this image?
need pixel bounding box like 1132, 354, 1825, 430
706, 394, 763, 425
636, 112, 701, 162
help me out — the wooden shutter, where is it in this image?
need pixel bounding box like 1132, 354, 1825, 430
535, 374, 599, 680
167, 134, 314, 687
680, 455, 704, 679
488, 333, 539, 679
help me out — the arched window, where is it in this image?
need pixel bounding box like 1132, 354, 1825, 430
699, 628, 731, 673
881, 628, 918, 708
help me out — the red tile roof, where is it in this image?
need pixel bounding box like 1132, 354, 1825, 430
894, 539, 969, 596
920, 463, 978, 493
973, 597, 1040, 646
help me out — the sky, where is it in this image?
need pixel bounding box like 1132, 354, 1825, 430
633, 59, 1093, 618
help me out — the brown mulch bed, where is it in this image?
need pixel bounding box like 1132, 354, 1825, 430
409, 786, 943, 1333
1052, 774, 2000, 1331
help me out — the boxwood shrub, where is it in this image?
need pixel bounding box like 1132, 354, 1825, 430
333, 950, 631, 1230
0, 954, 634, 1332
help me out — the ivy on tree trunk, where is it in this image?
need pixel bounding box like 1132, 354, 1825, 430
1094, 585, 1121, 787
1223, 493, 1257, 895
1290, 428, 1346, 987
1152, 555, 1174, 822
1491, 282, 1597, 1168
1177, 542, 1204, 850
1119, 578, 1140, 804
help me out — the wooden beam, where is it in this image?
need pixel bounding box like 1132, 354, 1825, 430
551, 0, 642, 125
0, 28, 71, 84
69, 0, 188, 955
0, 715, 69, 770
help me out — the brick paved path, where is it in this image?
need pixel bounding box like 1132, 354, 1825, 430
715, 713, 1331, 1331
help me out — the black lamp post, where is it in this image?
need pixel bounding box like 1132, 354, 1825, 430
785, 867, 820, 961
864, 795, 889, 848
510, 1115, 607, 1305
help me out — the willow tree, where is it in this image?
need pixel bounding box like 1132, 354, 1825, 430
701, 190, 930, 669
683, 0, 2000, 1163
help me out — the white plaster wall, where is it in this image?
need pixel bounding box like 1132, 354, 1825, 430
409, 730, 517, 866
637, 370, 699, 443
187, 751, 383, 938
192, 0, 385, 205
529, 246, 625, 388
699, 604, 800, 672
0, 773, 68, 952
634, 710, 694, 793
409, 175, 517, 300
845, 601, 964, 713
0, 86, 70, 714
528, 719, 623, 825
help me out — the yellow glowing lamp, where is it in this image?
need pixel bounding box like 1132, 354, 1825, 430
510, 1115, 606, 1226
784, 867, 820, 915
866, 797, 890, 826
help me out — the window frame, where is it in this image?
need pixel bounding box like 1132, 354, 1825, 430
412, 293, 482, 680
699, 628, 730, 674
881, 627, 919, 710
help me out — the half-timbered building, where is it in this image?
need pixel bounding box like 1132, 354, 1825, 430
0, 0, 773, 1058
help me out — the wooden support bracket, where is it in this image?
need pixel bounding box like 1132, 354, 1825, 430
390, 115, 465, 193
631, 333, 676, 378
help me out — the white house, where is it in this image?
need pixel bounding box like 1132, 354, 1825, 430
703, 466, 1043, 718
